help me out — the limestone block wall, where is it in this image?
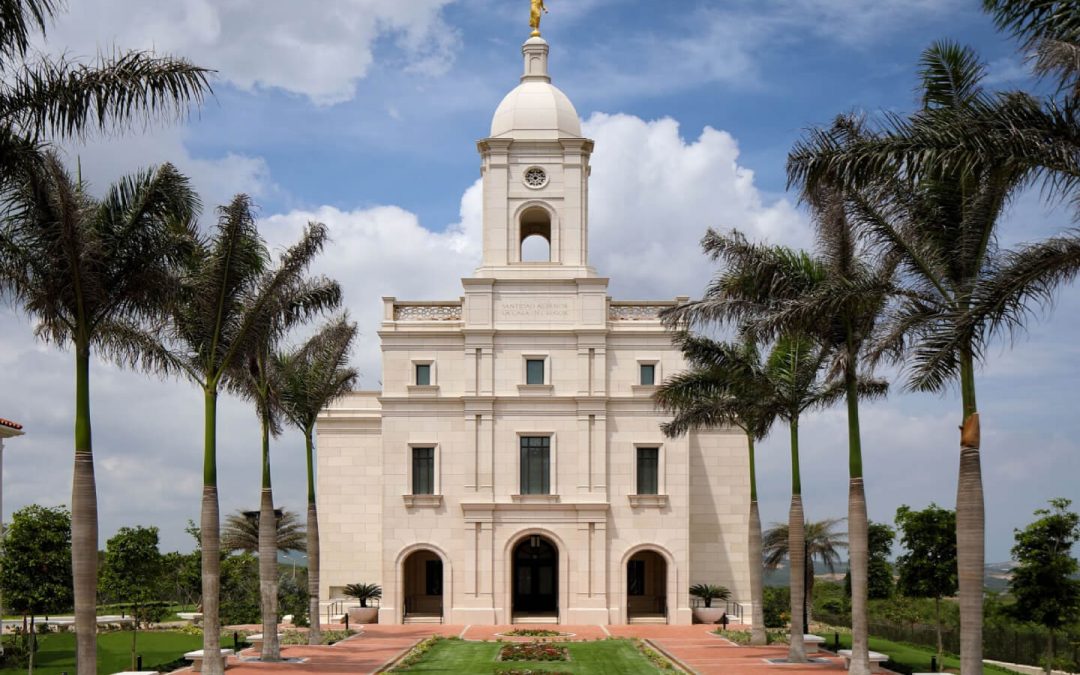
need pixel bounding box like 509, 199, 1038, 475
688, 428, 752, 614
316, 392, 383, 599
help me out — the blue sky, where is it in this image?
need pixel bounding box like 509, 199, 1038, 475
1, 0, 1076, 563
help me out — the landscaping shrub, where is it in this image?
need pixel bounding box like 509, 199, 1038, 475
763, 586, 789, 628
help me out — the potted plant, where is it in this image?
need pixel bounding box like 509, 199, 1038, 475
344, 583, 382, 624
690, 583, 731, 624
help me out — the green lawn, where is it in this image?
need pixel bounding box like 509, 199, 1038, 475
830, 633, 1018, 674
0, 630, 204, 675
394, 638, 668, 674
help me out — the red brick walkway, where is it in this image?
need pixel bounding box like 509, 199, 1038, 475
176, 624, 848, 674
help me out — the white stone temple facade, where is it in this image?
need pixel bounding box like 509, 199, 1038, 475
316, 35, 752, 625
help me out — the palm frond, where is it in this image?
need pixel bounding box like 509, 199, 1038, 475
0, 0, 58, 63
3, 51, 212, 140
919, 41, 987, 111
966, 229, 1080, 340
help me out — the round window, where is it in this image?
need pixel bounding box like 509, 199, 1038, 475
523, 166, 548, 189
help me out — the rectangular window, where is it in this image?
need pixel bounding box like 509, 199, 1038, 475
519, 436, 551, 494
425, 559, 443, 595
411, 447, 435, 495
415, 363, 431, 386
628, 559, 646, 596
526, 359, 546, 385
639, 363, 656, 386
636, 447, 659, 495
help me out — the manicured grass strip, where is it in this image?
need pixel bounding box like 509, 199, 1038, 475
0, 630, 205, 675
393, 637, 668, 673
831, 633, 1018, 675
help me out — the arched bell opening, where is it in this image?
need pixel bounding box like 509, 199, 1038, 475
519, 206, 552, 262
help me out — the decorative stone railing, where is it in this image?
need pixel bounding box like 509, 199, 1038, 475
392, 302, 462, 322
608, 303, 673, 321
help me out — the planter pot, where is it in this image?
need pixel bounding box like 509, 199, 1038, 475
348, 607, 379, 624
693, 607, 724, 624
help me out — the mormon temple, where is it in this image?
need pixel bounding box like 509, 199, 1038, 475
316, 32, 752, 625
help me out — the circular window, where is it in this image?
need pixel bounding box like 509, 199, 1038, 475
523, 166, 548, 189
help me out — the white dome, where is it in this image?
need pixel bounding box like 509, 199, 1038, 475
490, 80, 582, 139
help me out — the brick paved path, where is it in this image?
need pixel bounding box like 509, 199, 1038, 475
175, 624, 849, 675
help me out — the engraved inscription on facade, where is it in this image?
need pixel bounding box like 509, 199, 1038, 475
496, 297, 573, 321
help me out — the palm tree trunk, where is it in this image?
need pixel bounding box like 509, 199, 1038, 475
958, 350, 983, 675
747, 436, 767, 645
305, 430, 322, 645
258, 416, 280, 661
789, 419, 807, 662
788, 495, 807, 661
201, 388, 224, 675
845, 360, 871, 675
72, 344, 98, 675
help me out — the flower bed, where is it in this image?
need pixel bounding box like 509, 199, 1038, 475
500, 628, 566, 638
498, 642, 570, 662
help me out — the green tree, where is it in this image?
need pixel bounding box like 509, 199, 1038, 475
763, 517, 848, 625
844, 521, 894, 601
667, 213, 894, 675
221, 509, 306, 555
99, 526, 164, 671
788, 41, 1080, 675
229, 224, 338, 661
1010, 498, 1080, 675
161, 199, 339, 673
0, 505, 72, 673
1, 6, 209, 667
895, 504, 958, 660
274, 316, 358, 644
654, 335, 779, 645
0, 152, 200, 675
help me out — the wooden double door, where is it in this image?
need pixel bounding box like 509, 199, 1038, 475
512, 536, 558, 614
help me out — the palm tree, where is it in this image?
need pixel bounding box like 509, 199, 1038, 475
763, 518, 848, 625
666, 220, 894, 675
229, 228, 339, 661
221, 509, 307, 554
655, 334, 780, 646
0, 152, 198, 675
274, 316, 358, 645
161, 197, 338, 675
789, 44, 1080, 675
1, 3, 209, 671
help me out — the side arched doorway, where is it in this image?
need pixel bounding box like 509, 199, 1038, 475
627, 550, 668, 623
512, 535, 558, 619
402, 549, 444, 623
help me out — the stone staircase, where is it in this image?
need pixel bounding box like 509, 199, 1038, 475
628, 614, 668, 625
403, 613, 443, 624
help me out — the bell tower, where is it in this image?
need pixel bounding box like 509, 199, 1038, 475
475, 36, 596, 279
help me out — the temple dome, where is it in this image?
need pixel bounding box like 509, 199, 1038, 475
488, 36, 582, 140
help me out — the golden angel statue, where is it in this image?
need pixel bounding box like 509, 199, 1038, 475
530, 0, 548, 37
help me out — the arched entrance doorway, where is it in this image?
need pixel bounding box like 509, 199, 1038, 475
512, 535, 558, 619
402, 549, 443, 623
627, 550, 668, 623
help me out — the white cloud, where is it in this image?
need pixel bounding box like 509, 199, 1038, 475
583, 113, 806, 296
59, 127, 273, 209
39, 0, 459, 105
